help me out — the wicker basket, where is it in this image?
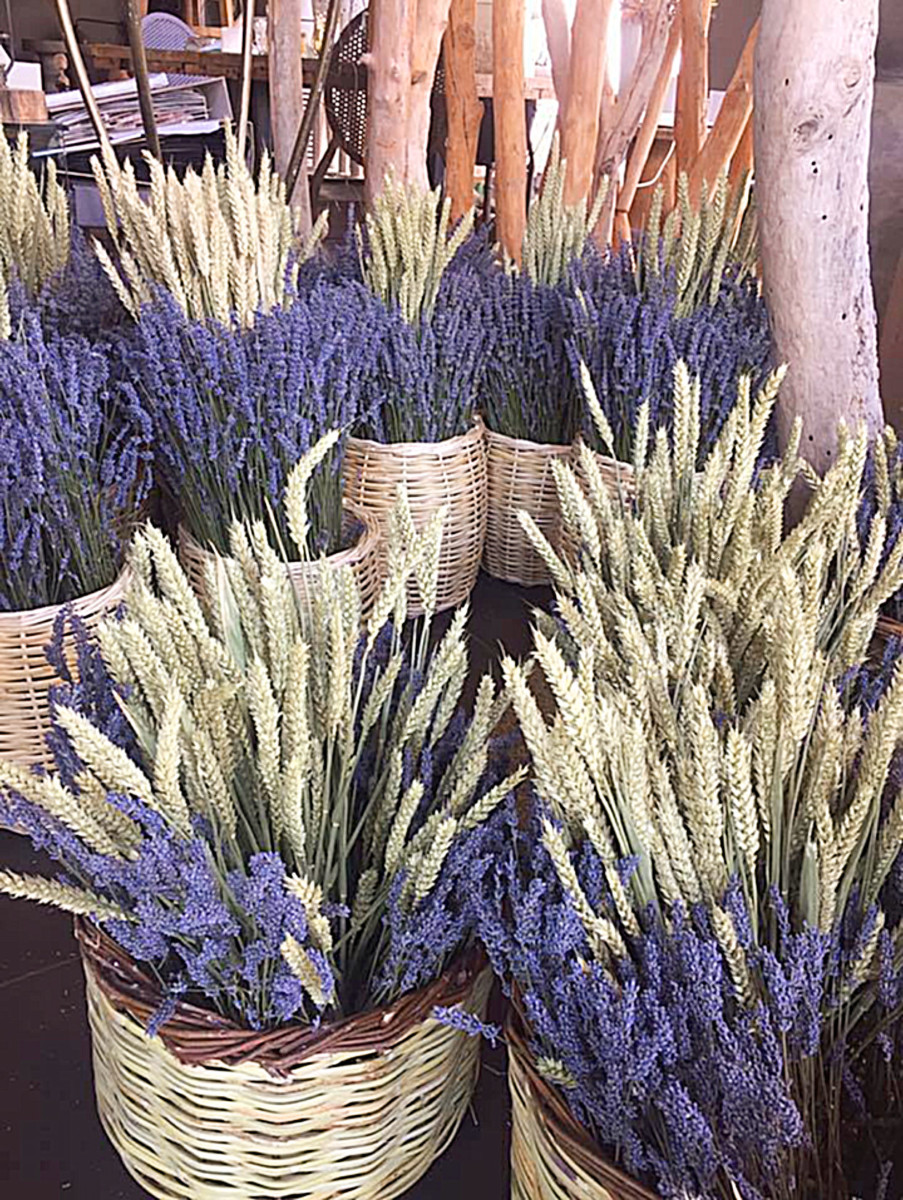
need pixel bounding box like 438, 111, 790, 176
508, 1015, 658, 1200
178, 500, 382, 618
77, 920, 491, 1200
560, 439, 636, 568
343, 419, 488, 616
0, 570, 130, 768
482, 429, 573, 586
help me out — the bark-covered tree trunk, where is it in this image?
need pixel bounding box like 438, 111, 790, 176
755, 0, 883, 471
493, 0, 527, 262
444, 0, 484, 222
268, 0, 313, 234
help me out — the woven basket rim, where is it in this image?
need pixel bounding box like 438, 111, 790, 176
0, 565, 131, 630
179, 498, 380, 571
507, 1008, 659, 1200
347, 415, 485, 457
76, 919, 485, 1075
484, 426, 575, 455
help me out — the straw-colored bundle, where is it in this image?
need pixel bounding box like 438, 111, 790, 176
178, 501, 381, 616
508, 1017, 657, 1200
483, 430, 572, 586
0, 133, 70, 311
80, 920, 491, 1200
343, 420, 487, 616
558, 438, 635, 567
0, 570, 130, 768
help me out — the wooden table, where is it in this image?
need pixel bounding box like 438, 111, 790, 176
83, 43, 555, 100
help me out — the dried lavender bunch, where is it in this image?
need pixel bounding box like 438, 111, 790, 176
0, 132, 70, 311
120, 284, 388, 556
502, 368, 903, 1197
0, 441, 522, 1030
0, 312, 153, 611
92, 129, 327, 327
567, 245, 773, 462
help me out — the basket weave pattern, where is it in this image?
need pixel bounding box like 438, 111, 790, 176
178, 501, 382, 618
482, 430, 572, 587
508, 1017, 658, 1200
79, 922, 491, 1200
343, 420, 487, 617
0, 570, 130, 767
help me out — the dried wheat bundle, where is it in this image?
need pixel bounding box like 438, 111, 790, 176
0, 132, 70, 320
92, 129, 327, 326
635, 169, 758, 316
518, 137, 608, 288
357, 176, 474, 325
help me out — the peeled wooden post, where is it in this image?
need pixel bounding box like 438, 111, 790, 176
618, 19, 680, 224
406, 0, 453, 190
674, 0, 712, 179
728, 111, 754, 192
756, 0, 883, 470
493, 0, 527, 262
541, 0, 571, 121
364, 0, 415, 205
560, 0, 612, 205
688, 18, 758, 203
444, 0, 484, 222
268, 0, 313, 233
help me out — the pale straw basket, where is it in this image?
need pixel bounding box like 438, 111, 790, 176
78, 921, 492, 1200
508, 1014, 658, 1200
343, 419, 488, 616
178, 501, 381, 618
482, 429, 573, 586
0, 570, 130, 768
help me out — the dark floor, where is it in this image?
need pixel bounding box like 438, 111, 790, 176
0, 574, 546, 1199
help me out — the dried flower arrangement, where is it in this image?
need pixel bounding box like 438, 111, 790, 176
92, 130, 327, 327
0, 439, 523, 1031
477, 365, 903, 1199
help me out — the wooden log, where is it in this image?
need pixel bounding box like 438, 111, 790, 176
406, 0, 453, 191
560, 0, 613, 204
541, 0, 571, 119
728, 109, 754, 192
618, 19, 680, 221
674, 0, 712, 179
756, 0, 882, 471
444, 0, 484, 222
268, 0, 313, 231
364, 0, 415, 206
688, 17, 758, 203
592, 0, 673, 239
492, 0, 527, 262
880, 248, 903, 428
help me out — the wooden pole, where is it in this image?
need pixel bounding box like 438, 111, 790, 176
54, 0, 114, 157
123, 0, 161, 160
444, 0, 484, 222
880, 249, 903, 428
492, 0, 527, 262
674, 0, 712, 179
364, 0, 414, 206
541, 0, 571, 121
236, 0, 255, 163
618, 19, 680, 222
756, 0, 882, 471
728, 111, 754, 193
560, 0, 612, 205
269, 0, 312, 231
405, 0, 453, 191
688, 18, 758, 203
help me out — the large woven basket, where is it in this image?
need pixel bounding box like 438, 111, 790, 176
343, 419, 488, 616
0, 570, 130, 768
179, 500, 382, 618
482, 429, 573, 587
77, 920, 491, 1200
508, 1015, 658, 1200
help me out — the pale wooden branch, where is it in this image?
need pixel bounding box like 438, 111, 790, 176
561, 0, 613, 204
728, 110, 754, 193
688, 17, 759, 203
618, 19, 680, 219
365, 0, 415, 207
541, 0, 571, 119
444, 0, 484, 222
674, 0, 713, 179
493, 0, 527, 262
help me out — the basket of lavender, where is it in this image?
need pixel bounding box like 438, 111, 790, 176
345, 180, 487, 615
122, 283, 388, 615
0, 308, 151, 766
486, 368, 903, 1200
0, 440, 523, 1200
